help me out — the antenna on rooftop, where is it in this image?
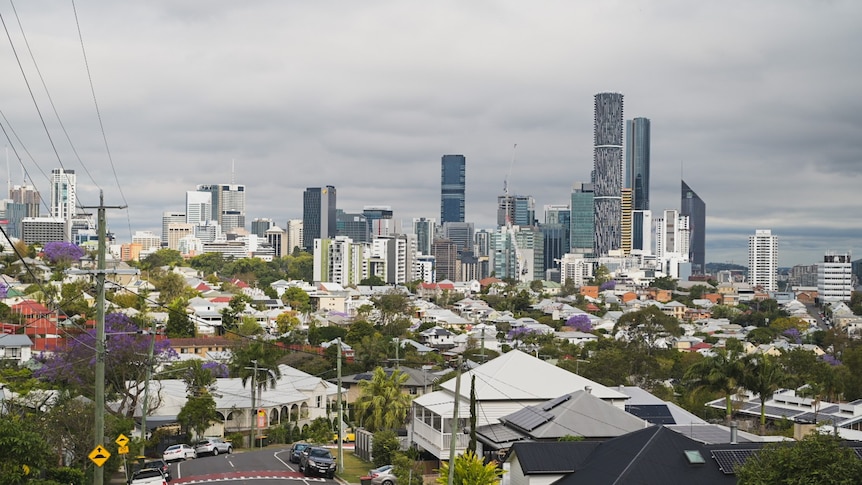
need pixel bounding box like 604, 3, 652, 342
231, 159, 236, 184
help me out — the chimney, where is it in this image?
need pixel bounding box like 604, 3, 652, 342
730, 421, 738, 445
585, 386, 592, 394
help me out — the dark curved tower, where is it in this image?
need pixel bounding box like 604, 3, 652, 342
593, 92, 623, 256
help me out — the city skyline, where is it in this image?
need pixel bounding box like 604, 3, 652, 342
0, 2, 860, 266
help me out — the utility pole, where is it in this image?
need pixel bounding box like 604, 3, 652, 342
447, 356, 463, 485
336, 338, 343, 473
250, 359, 258, 449
139, 321, 157, 458
87, 192, 128, 485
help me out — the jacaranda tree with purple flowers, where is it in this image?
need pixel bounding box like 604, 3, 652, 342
42, 241, 86, 266
566, 314, 593, 333
35, 312, 177, 418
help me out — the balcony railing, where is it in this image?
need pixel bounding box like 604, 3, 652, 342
412, 419, 470, 456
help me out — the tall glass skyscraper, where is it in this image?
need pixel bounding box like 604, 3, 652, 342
440, 154, 466, 224
570, 183, 595, 256
593, 92, 624, 256
625, 117, 650, 211
680, 180, 706, 274
302, 186, 337, 252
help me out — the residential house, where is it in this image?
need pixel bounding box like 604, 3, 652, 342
418, 326, 456, 349
0, 334, 34, 365
410, 350, 629, 460
338, 366, 436, 403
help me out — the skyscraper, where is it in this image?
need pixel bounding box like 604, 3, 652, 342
570, 182, 595, 256
196, 184, 247, 232
251, 218, 274, 238
50, 168, 76, 222
302, 186, 336, 251
413, 217, 435, 255
496, 195, 536, 227
749, 229, 778, 291
186, 191, 212, 226
681, 180, 706, 274
625, 117, 651, 211
817, 252, 853, 304
10, 184, 40, 217
593, 92, 624, 256
440, 154, 466, 224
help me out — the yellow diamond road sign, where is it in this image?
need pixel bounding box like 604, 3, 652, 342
118, 445, 130, 455
115, 434, 130, 447
89, 445, 111, 467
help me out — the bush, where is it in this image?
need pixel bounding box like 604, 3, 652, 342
46, 467, 86, 485
226, 432, 246, 449
372, 430, 400, 467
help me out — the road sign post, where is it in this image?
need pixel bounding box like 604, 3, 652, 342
89, 445, 111, 468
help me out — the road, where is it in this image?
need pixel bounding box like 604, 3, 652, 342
166, 447, 336, 484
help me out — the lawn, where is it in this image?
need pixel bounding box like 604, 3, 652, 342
336, 450, 373, 484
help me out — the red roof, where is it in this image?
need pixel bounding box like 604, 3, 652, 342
691, 342, 713, 350
195, 282, 212, 291
12, 300, 52, 315
210, 296, 232, 303
479, 277, 502, 287
231, 279, 250, 289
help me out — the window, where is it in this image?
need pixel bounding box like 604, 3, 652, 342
317, 396, 322, 408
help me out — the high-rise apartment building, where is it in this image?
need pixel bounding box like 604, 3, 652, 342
681, 180, 706, 274
542, 204, 570, 275
631, 210, 652, 255
50, 168, 76, 223
621, 188, 632, 255
286, 219, 303, 255
413, 217, 435, 255
818, 252, 853, 304
440, 154, 466, 224
442, 222, 474, 253
593, 92, 624, 257
625, 117, 651, 211
570, 182, 595, 256
131, 231, 161, 251
749, 229, 778, 291
10, 185, 40, 217
302, 186, 336, 252
363, 206, 396, 237
336, 210, 368, 242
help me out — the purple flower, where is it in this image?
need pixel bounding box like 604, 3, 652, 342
202, 361, 229, 378
782, 328, 802, 344
42, 241, 85, 264
599, 280, 616, 291
507, 326, 539, 340
566, 314, 593, 333
820, 354, 842, 366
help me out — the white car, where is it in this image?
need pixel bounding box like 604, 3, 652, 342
129, 467, 168, 485
163, 443, 197, 462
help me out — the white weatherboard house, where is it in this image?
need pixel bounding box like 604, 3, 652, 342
410, 350, 629, 459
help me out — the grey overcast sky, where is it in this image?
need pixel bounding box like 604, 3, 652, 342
1, 0, 860, 267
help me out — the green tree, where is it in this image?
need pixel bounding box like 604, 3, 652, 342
615, 306, 682, 355
306, 417, 334, 444
360, 275, 386, 286
651, 275, 677, 290
154, 270, 197, 304
0, 415, 52, 483
684, 348, 747, 423
371, 290, 415, 337
282, 287, 312, 313
237, 316, 265, 337
355, 367, 413, 432
736, 432, 862, 484
178, 393, 219, 439
435, 450, 505, 485
165, 299, 195, 338
591, 265, 611, 285
140, 248, 184, 270
230, 341, 284, 397
371, 429, 401, 467
742, 354, 785, 433
189, 252, 226, 277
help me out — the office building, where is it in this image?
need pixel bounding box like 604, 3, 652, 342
363, 206, 396, 238
162, 212, 186, 247
3, 201, 26, 239
496, 195, 536, 227
440, 154, 466, 224
621, 188, 632, 255
625, 117, 651, 211
197, 184, 247, 231
21, 217, 66, 245
132, 231, 161, 251
302, 186, 337, 252
50, 168, 76, 224
542, 204, 570, 274
431, 238, 460, 282
631, 210, 652, 255
749, 229, 778, 291
681, 180, 706, 274
166, 222, 194, 250
818, 252, 853, 304
570, 183, 595, 256
186, 191, 212, 226
413, 217, 435, 255
442, 222, 474, 253
593, 92, 624, 256
251, 218, 274, 238
266, 226, 287, 258
336, 210, 368, 242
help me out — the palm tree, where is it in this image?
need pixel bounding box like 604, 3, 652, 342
684, 348, 747, 423
436, 450, 505, 485
742, 354, 784, 433
355, 367, 413, 432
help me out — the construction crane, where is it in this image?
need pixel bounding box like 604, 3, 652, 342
502, 144, 528, 279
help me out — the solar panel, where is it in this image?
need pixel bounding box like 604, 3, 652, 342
761, 405, 804, 418
502, 406, 555, 432
626, 404, 675, 425
711, 449, 760, 475
541, 394, 572, 411
853, 447, 862, 460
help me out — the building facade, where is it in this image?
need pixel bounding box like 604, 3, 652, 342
749, 229, 778, 291
440, 154, 466, 224
680, 180, 706, 274
302, 186, 337, 252
593, 92, 624, 257
413, 217, 435, 256
50, 168, 76, 223
625, 117, 650, 211
818, 252, 853, 304
570, 183, 595, 256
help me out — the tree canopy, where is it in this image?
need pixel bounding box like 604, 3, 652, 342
736, 432, 862, 484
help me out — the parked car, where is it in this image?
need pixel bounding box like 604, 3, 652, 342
299, 446, 337, 479
194, 437, 232, 456
163, 443, 197, 462
131, 459, 171, 482
129, 467, 168, 485
289, 442, 311, 463
369, 464, 397, 485
332, 430, 356, 442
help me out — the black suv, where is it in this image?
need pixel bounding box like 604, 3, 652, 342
299, 446, 336, 479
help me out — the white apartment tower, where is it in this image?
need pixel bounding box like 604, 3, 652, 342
50, 168, 76, 222
186, 191, 212, 225
818, 252, 853, 304
286, 219, 303, 255
749, 229, 778, 291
